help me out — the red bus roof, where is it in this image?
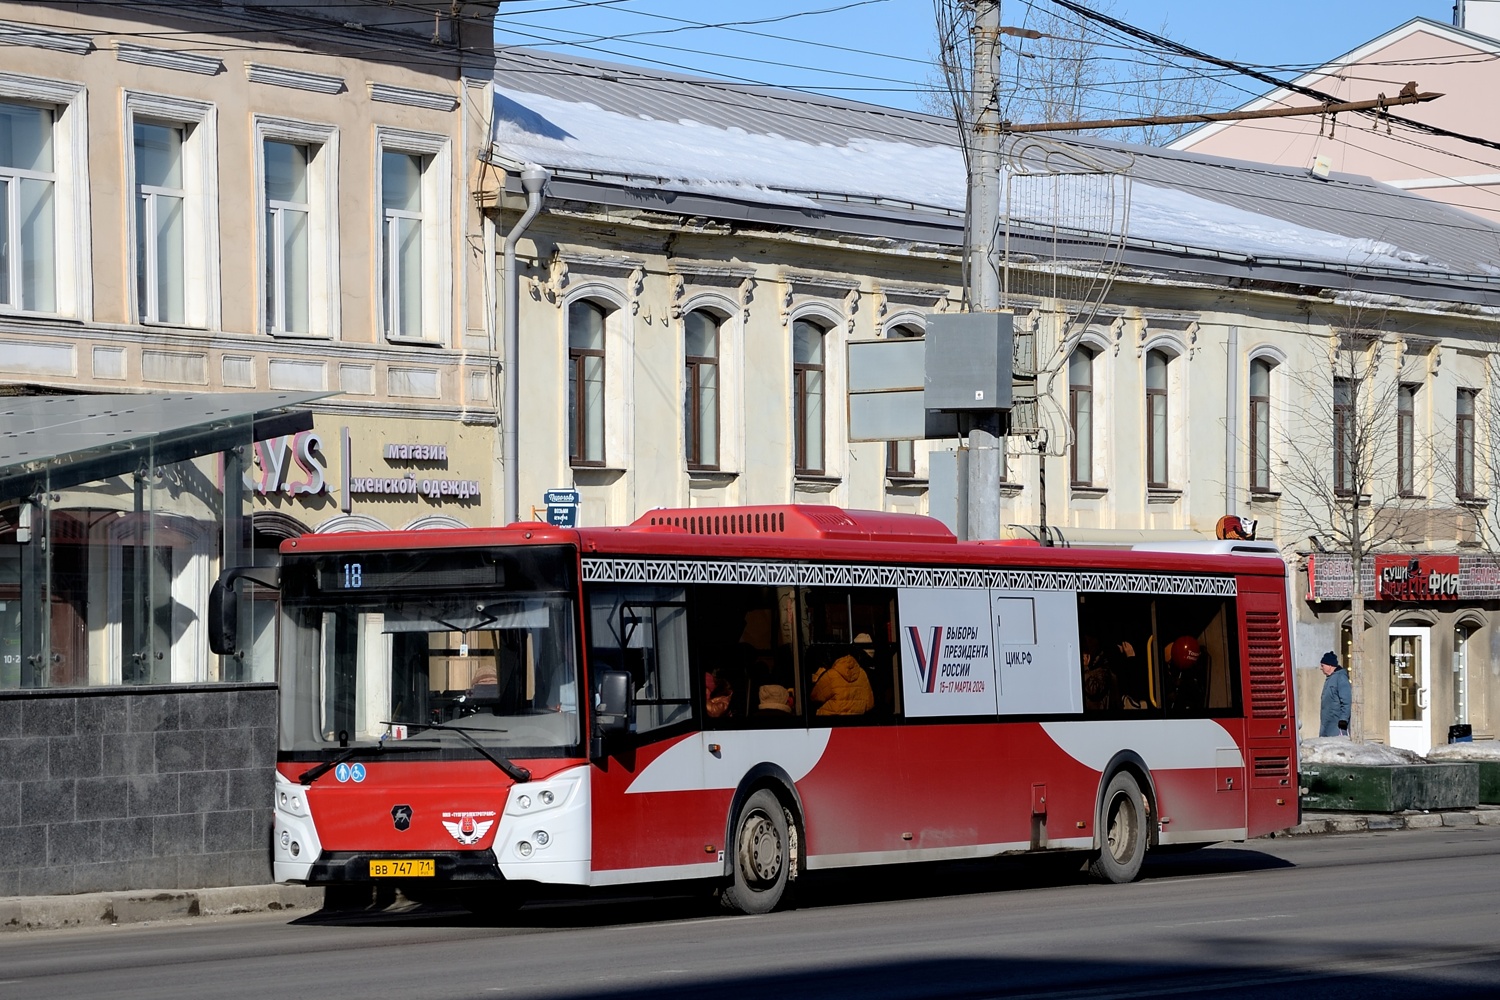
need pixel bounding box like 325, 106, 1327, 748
283, 505, 1286, 579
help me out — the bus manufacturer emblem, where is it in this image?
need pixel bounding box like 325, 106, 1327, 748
391, 804, 413, 831
441, 811, 496, 846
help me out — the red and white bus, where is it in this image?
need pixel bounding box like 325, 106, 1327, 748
226, 505, 1298, 914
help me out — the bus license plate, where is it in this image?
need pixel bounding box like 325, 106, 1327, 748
369, 859, 434, 878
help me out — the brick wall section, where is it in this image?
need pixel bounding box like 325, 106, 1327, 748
0, 685, 277, 897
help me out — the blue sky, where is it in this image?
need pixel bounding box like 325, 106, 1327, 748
494, 1, 1458, 113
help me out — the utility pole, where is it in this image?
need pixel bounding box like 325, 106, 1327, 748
965, 0, 1005, 540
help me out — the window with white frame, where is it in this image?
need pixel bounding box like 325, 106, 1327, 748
265, 141, 308, 333
0, 100, 56, 313
124, 92, 217, 329
134, 121, 185, 324
0, 73, 88, 319
257, 119, 337, 338
374, 129, 450, 343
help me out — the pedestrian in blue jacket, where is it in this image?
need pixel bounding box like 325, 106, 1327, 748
1319, 650, 1352, 737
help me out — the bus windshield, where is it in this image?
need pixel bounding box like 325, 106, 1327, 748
278, 545, 580, 755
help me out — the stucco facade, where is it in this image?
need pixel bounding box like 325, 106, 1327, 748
0, 0, 504, 533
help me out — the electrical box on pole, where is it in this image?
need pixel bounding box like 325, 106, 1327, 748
923, 313, 1014, 411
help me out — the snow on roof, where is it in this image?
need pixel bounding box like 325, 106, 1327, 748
491, 48, 1500, 286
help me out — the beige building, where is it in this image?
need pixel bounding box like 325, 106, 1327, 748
0, 0, 506, 549
484, 49, 1500, 752
0, 1, 512, 895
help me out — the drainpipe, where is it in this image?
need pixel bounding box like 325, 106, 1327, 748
502, 164, 549, 525
1225, 324, 1239, 515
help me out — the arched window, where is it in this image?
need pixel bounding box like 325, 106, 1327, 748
886, 323, 922, 477
1069, 347, 1094, 486
793, 318, 827, 475
684, 309, 721, 470
568, 299, 607, 466
1146, 349, 1170, 488
1249, 357, 1274, 493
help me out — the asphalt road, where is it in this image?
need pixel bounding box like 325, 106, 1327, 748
3, 826, 1498, 1000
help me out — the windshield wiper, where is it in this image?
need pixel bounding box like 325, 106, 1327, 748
297, 734, 428, 785
378, 721, 532, 783
298, 744, 364, 786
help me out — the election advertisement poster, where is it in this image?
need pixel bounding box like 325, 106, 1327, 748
897, 587, 999, 717
992, 590, 1082, 716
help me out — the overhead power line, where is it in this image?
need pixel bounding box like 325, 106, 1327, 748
1047, 0, 1500, 156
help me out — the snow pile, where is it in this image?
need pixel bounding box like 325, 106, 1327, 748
1299, 737, 1427, 766
1427, 742, 1500, 762
491, 88, 966, 211
490, 87, 1459, 274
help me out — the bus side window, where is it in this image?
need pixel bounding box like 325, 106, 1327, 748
1160, 599, 1239, 717
691, 585, 800, 727
1077, 593, 1154, 715
801, 587, 899, 721
585, 585, 693, 736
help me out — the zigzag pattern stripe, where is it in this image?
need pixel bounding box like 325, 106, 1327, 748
580, 558, 1236, 596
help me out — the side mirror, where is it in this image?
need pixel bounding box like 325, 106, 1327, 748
207, 577, 238, 656
207, 567, 279, 657
594, 669, 633, 734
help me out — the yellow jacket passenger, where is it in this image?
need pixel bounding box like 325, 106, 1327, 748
810, 654, 875, 716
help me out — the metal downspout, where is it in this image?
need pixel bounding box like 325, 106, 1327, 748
502, 165, 549, 525
1225, 325, 1239, 514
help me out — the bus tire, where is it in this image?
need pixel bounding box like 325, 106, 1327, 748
719, 789, 791, 915
1088, 771, 1147, 884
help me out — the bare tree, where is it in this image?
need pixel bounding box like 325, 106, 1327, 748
926, 1, 1227, 146
1276, 329, 1427, 739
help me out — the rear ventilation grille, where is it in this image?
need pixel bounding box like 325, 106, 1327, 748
645, 511, 787, 535
1253, 754, 1292, 784
1245, 610, 1289, 719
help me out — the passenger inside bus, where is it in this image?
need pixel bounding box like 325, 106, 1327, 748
809, 638, 876, 716
1163, 635, 1207, 713
1076, 592, 1240, 718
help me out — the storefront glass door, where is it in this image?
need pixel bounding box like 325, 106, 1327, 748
1388, 626, 1431, 754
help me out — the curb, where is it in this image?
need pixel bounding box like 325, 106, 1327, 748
0, 884, 324, 933
1282, 805, 1500, 837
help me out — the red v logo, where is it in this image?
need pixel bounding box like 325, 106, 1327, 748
907, 626, 943, 693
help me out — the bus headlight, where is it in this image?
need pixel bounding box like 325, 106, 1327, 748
516, 841, 534, 857
533, 830, 550, 848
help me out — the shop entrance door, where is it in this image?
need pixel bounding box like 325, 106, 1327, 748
1388, 626, 1431, 755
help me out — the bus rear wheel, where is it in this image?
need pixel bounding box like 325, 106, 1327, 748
1088, 772, 1147, 884
719, 789, 792, 915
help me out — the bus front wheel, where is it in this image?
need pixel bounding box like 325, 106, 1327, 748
1088, 772, 1147, 884
719, 789, 792, 915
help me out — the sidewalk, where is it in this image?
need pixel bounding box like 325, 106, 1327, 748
1282, 803, 1500, 836
0, 883, 323, 933
4, 807, 1499, 932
